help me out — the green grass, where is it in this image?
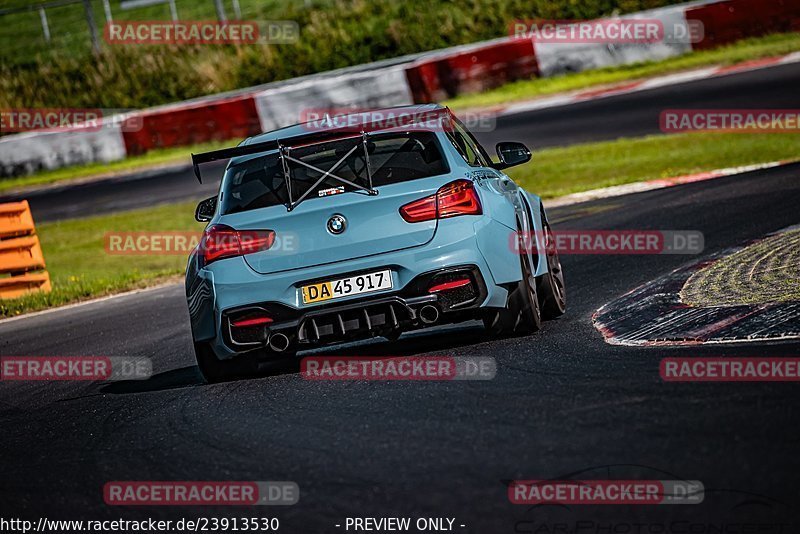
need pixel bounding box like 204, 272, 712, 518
0, 201, 203, 318
446, 32, 800, 110
0, 139, 231, 194
510, 132, 800, 199
0, 0, 324, 64
1, 130, 798, 318
680, 229, 800, 306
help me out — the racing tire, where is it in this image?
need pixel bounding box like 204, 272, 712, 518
483, 237, 542, 336
536, 219, 567, 320
194, 342, 258, 384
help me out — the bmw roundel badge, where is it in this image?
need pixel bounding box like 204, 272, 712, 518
327, 214, 347, 235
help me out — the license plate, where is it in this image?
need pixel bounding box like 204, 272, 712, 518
301, 269, 392, 304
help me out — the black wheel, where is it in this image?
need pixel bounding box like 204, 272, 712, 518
536, 218, 566, 319
194, 342, 257, 383
483, 230, 542, 336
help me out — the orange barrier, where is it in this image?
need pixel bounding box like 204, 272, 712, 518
0, 200, 51, 299
0, 201, 36, 237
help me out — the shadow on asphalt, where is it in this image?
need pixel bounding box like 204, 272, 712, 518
99, 366, 204, 394
309, 322, 488, 357
99, 323, 491, 394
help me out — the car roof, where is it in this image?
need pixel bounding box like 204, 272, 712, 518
241, 104, 447, 146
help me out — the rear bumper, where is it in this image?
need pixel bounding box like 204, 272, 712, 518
221, 265, 488, 352
186, 217, 515, 359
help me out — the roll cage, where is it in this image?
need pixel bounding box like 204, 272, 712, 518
191, 107, 454, 211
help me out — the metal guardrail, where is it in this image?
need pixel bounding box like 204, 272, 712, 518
0, 0, 254, 61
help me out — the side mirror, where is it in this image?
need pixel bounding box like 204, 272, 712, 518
493, 142, 531, 170
195, 196, 217, 222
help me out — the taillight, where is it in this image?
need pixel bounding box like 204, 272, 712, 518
399, 195, 437, 223
227, 310, 273, 346
400, 180, 482, 223
200, 224, 275, 266
428, 276, 472, 293
231, 316, 273, 328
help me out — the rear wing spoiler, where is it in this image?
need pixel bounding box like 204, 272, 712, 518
191, 107, 454, 210
191, 130, 379, 211
191, 106, 453, 181
191, 139, 280, 184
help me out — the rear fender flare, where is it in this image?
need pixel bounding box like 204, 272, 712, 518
516, 191, 547, 277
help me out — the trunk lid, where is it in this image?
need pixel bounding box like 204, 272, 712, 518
220, 177, 444, 275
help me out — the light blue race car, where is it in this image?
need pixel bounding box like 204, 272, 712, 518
186, 104, 565, 382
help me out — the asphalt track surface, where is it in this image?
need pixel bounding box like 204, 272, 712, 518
2, 161, 800, 530
3, 61, 800, 223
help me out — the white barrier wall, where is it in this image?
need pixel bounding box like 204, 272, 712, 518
534, 6, 694, 78
0, 125, 127, 177
254, 65, 414, 133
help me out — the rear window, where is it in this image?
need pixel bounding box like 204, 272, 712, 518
220, 132, 448, 215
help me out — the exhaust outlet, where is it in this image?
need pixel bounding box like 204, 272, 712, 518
419, 305, 440, 325
268, 332, 290, 352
